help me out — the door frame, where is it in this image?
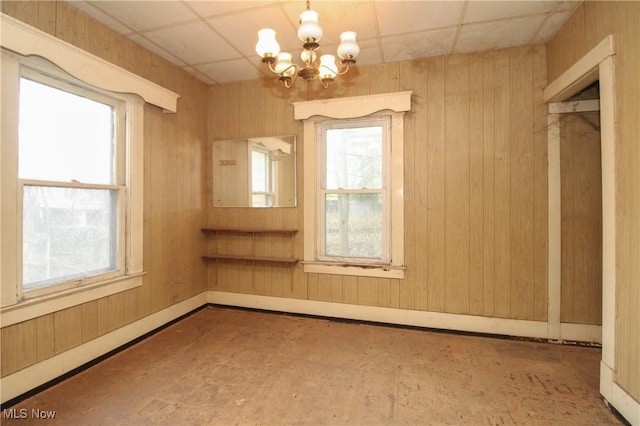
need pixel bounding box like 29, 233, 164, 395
544, 34, 624, 414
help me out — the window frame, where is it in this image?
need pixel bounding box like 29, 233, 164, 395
293, 91, 411, 279
1, 14, 178, 327
316, 116, 391, 264
1, 51, 146, 325
17, 68, 127, 298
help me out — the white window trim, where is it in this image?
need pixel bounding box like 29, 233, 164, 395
0, 15, 178, 327
293, 91, 411, 279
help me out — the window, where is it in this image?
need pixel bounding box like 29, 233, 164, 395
250, 144, 274, 207
294, 92, 411, 279
318, 117, 389, 263
0, 54, 138, 324
1, 16, 178, 326
19, 73, 125, 296
0, 54, 139, 311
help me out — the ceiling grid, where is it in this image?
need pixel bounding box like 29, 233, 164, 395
69, 0, 581, 85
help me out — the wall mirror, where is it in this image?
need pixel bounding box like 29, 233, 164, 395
212, 136, 296, 207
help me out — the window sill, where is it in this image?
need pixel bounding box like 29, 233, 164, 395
303, 261, 405, 279
0, 272, 145, 327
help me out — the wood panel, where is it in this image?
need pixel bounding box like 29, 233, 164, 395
481, 51, 497, 317
509, 48, 535, 320
560, 112, 602, 325
1, 0, 209, 377
207, 45, 548, 323
444, 54, 471, 314
493, 49, 512, 318
412, 58, 428, 311
547, 0, 640, 401
469, 53, 485, 316
532, 45, 548, 322
425, 56, 447, 313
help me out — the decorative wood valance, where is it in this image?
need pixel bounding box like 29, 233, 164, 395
293, 91, 412, 120
0, 13, 180, 113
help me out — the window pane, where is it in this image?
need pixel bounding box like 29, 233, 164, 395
324, 193, 382, 259
19, 78, 115, 184
326, 126, 382, 190
251, 150, 268, 192
22, 186, 118, 291
252, 194, 273, 207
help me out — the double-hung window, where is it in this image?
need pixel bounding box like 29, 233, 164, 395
18, 69, 125, 297
294, 92, 411, 279
1, 16, 178, 326
318, 117, 389, 263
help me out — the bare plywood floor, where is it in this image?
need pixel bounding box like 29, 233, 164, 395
4, 306, 621, 425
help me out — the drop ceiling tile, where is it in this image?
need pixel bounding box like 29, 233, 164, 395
87, 1, 197, 32
186, 1, 272, 19
381, 27, 456, 63
376, 1, 464, 36
464, 1, 556, 24
195, 58, 263, 84
208, 5, 300, 58
454, 15, 546, 54
347, 37, 382, 67
280, 1, 378, 45
143, 21, 240, 65
70, 1, 132, 34
128, 33, 186, 67
181, 65, 216, 85
531, 10, 573, 44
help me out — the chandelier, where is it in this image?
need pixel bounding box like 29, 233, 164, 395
255, 1, 360, 89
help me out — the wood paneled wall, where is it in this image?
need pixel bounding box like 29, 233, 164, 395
1, 2, 209, 377
207, 46, 549, 321
560, 112, 602, 325
547, 1, 640, 402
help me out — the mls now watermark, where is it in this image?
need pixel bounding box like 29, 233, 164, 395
3, 408, 57, 419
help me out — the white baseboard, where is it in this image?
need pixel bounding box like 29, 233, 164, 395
601, 361, 640, 425
0, 292, 207, 404
208, 291, 549, 339
560, 322, 602, 344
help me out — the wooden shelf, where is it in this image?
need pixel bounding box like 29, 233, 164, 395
201, 227, 297, 235
201, 227, 299, 266
202, 254, 298, 264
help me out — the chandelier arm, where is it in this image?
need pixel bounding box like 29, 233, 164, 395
266, 61, 300, 78
266, 61, 278, 74
318, 63, 350, 78
283, 72, 299, 89
335, 64, 350, 76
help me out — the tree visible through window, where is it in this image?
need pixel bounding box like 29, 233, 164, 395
296, 91, 409, 279
319, 117, 389, 263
